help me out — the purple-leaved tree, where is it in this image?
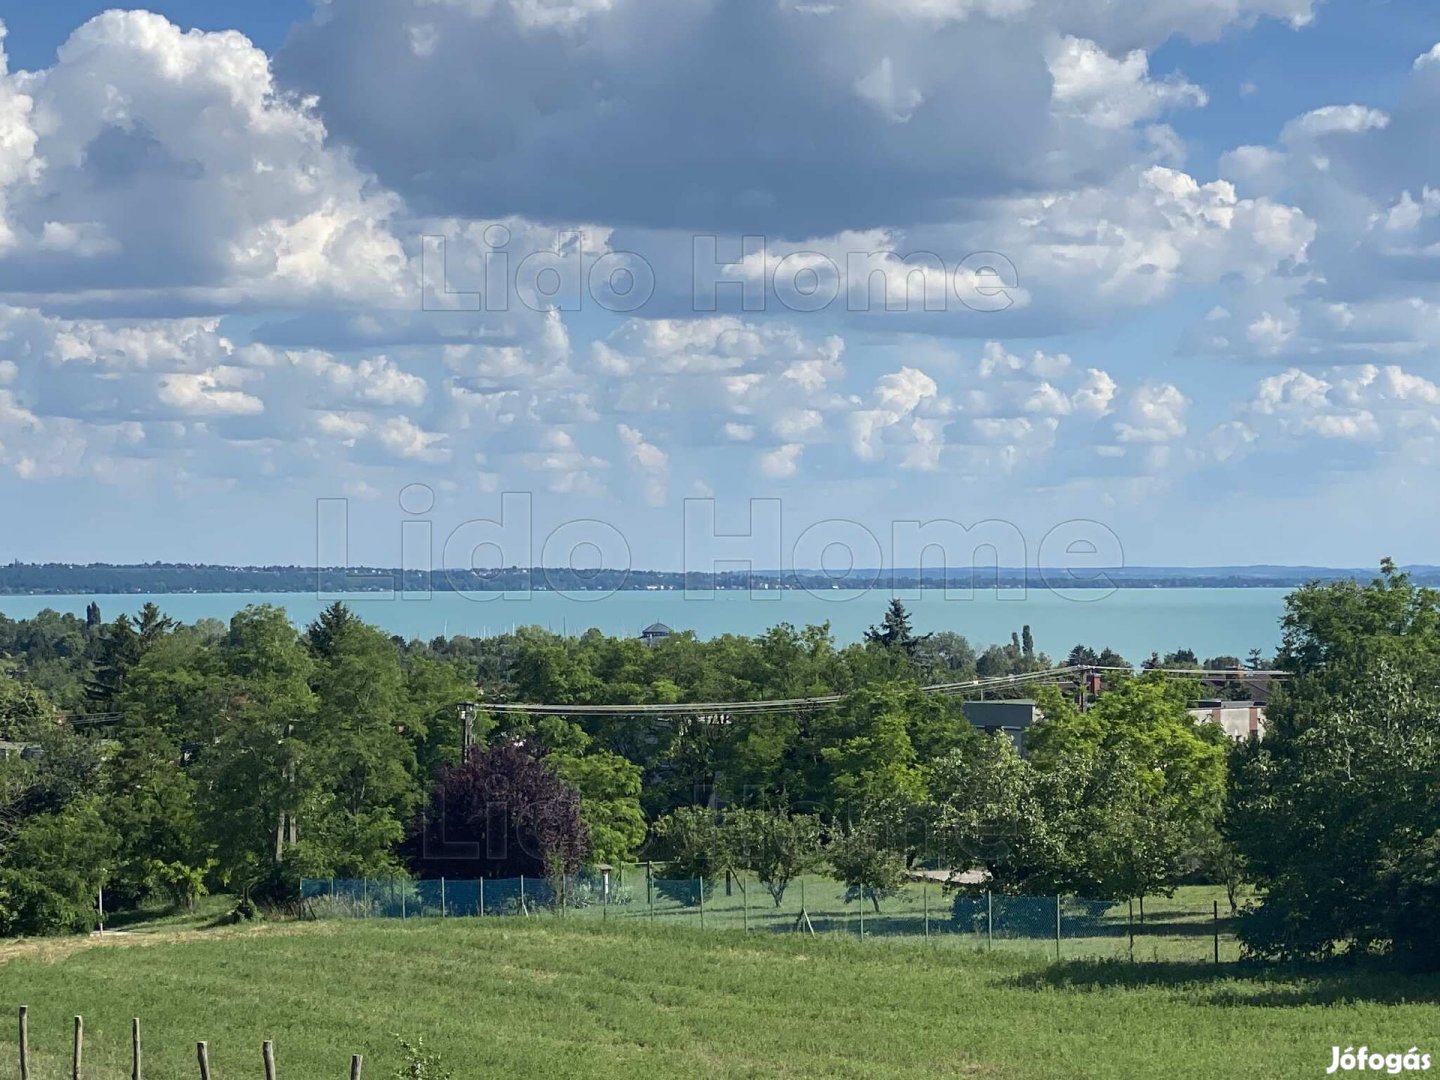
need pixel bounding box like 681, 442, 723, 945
407, 744, 589, 880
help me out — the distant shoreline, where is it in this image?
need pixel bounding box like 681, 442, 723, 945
0, 561, 1423, 596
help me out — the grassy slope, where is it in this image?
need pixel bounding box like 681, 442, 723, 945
0, 918, 1435, 1080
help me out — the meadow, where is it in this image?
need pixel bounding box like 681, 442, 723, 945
0, 911, 1435, 1080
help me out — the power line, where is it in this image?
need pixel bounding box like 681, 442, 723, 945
61, 713, 122, 726
473, 665, 1289, 718
56, 666, 1290, 725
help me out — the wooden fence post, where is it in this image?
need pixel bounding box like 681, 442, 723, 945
1213, 900, 1221, 964
263, 1039, 276, 1080
132, 1018, 141, 1080
18, 1006, 28, 1080
72, 1016, 82, 1080
196, 1042, 210, 1080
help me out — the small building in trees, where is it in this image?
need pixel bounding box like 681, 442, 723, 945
1187, 699, 1266, 740
639, 622, 673, 647
0, 739, 40, 761
961, 699, 1040, 751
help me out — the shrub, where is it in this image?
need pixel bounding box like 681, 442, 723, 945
390, 1035, 452, 1080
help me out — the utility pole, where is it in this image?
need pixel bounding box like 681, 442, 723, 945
459, 702, 476, 759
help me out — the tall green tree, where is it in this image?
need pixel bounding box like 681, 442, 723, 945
1278, 557, 1440, 674
813, 687, 926, 822
1028, 677, 1227, 837
194, 606, 316, 898
101, 729, 206, 906
1227, 564, 1440, 967
299, 609, 425, 878
928, 736, 1064, 893
1230, 658, 1440, 965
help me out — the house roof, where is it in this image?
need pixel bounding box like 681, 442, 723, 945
641, 622, 673, 635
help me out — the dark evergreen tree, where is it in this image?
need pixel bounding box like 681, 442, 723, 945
85, 615, 141, 708
1097, 647, 1129, 669
864, 599, 929, 657
136, 603, 175, 648
306, 601, 363, 659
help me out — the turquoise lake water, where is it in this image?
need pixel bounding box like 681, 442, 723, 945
0, 588, 1289, 662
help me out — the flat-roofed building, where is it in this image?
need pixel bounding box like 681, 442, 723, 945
961, 699, 1040, 752
1188, 699, 1266, 740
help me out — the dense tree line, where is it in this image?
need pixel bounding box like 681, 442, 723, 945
0, 571, 1434, 970
0, 594, 1215, 930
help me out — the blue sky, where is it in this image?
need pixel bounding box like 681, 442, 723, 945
1, 0, 1440, 573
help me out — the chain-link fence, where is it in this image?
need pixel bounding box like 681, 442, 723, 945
301, 872, 1240, 961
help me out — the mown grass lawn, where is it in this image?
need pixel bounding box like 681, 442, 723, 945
0, 917, 1435, 1080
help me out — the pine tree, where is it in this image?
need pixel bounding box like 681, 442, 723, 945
136, 603, 175, 647
306, 601, 362, 659
863, 599, 929, 657
86, 615, 141, 707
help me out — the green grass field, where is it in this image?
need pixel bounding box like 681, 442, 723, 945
0, 914, 1436, 1080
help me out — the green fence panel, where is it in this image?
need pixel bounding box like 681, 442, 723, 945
298, 877, 1241, 959
651, 879, 701, 924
